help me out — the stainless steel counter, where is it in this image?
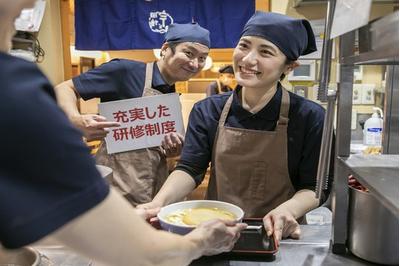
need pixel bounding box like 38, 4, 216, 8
190, 225, 377, 266
34, 224, 378, 266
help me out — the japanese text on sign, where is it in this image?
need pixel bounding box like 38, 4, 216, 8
98, 93, 184, 154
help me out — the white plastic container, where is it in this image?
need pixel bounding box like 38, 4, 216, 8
363, 107, 383, 146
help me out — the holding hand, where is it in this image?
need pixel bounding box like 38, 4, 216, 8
134, 207, 160, 221
263, 207, 301, 246
161, 132, 184, 157
136, 201, 162, 222
186, 219, 247, 256
71, 114, 120, 141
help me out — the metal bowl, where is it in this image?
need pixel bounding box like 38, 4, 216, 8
0, 247, 40, 266
348, 186, 399, 265
157, 200, 244, 235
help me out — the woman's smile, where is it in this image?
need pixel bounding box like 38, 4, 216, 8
238, 66, 261, 76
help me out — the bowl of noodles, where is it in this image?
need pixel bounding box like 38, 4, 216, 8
157, 200, 244, 235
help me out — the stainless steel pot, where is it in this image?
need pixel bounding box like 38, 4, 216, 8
0, 247, 40, 266
348, 186, 399, 265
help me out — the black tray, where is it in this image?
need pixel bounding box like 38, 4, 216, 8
231, 218, 278, 255
152, 218, 278, 263
206, 218, 278, 262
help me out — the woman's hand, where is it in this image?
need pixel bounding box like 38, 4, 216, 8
263, 207, 301, 246
186, 219, 247, 256
161, 132, 184, 157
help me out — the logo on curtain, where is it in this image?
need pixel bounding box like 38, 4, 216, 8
148, 10, 174, 34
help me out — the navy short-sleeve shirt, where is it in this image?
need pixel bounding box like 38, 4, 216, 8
177, 84, 331, 193
72, 59, 175, 101
0, 52, 109, 248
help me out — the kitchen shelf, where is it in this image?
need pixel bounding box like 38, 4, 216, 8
342, 53, 398, 65
341, 11, 398, 65
338, 154, 399, 216
327, 3, 399, 254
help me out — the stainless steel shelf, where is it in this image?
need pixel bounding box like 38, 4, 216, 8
340, 11, 398, 65
342, 53, 398, 65
338, 154, 399, 216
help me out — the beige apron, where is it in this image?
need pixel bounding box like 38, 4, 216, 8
207, 88, 295, 218
96, 62, 168, 206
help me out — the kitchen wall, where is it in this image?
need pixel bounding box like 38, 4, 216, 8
38, 0, 396, 116
35, 0, 396, 88
37, 0, 64, 86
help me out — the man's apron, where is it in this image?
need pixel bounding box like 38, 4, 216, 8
96, 62, 168, 206
206, 88, 295, 218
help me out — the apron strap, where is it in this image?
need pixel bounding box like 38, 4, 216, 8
216, 80, 222, 94
143, 62, 154, 94
219, 88, 289, 127
218, 94, 234, 127
278, 88, 290, 125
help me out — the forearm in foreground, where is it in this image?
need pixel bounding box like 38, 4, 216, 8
50, 189, 203, 266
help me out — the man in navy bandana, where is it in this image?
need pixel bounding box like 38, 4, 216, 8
55, 23, 211, 206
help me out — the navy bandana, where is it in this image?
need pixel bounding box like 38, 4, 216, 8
241, 11, 317, 60
165, 23, 210, 48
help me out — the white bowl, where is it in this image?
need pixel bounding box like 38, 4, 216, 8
157, 200, 244, 235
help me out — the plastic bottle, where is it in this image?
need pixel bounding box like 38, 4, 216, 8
363, 107, 383, 146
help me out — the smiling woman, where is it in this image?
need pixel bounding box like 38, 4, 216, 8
141, 11, 332, 247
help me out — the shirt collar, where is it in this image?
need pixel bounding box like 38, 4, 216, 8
231, 83, 282, 121
151, 62, 176, 91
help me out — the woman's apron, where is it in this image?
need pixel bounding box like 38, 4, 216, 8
96, 62, 168, 206
206, 88, 296, 218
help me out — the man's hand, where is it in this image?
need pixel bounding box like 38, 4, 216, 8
161, 132, 184, 157
186, 220, 247, 256
263, 207, 301, 246
71, 114, 120, 141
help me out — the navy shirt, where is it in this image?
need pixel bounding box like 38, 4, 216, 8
206, 81, 234, 96
73, 59, 175, 101
177, 84, 332, 194
0, 52, 109, 248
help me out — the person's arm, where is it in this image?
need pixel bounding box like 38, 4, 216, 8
140, 99, 215, 210
263, 189, 319, 245
263, 102, 329, 245
48, 188, 245, 266
54, 80, 80, 120
54, 80, 120, 141
138, 170, 197, 212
